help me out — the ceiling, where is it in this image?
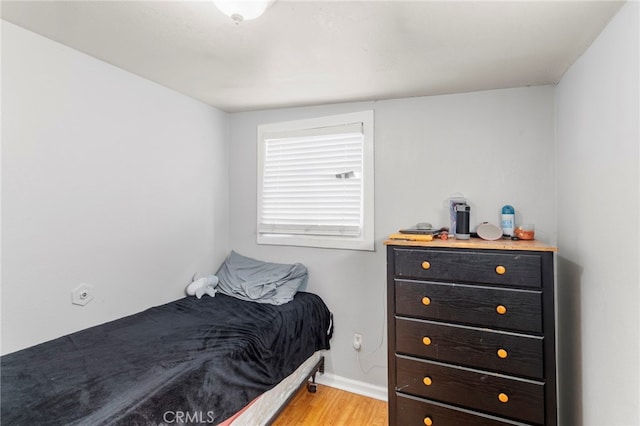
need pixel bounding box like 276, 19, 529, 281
1, 0, 624, 112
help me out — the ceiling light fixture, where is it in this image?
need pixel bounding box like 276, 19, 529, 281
213, 0, 275, 24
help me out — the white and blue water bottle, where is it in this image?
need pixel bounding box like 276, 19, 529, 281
501, 205, 515, 236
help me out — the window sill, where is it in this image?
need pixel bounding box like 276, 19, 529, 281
257, 233, 375, 251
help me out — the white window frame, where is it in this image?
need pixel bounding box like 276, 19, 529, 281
257, 110, 374, 251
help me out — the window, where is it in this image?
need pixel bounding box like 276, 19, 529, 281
257, 111, 374, 250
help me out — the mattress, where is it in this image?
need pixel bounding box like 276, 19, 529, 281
1, 292, 332, 425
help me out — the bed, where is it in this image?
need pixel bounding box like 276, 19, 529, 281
1, 253, 333, 425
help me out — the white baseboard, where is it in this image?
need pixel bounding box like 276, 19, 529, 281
316, 372, 388, 402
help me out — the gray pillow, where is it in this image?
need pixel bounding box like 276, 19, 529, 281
215, 251, 308, 305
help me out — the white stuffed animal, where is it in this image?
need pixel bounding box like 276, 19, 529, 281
186, 274, 219, 299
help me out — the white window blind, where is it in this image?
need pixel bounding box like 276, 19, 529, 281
259, 123, 364, 237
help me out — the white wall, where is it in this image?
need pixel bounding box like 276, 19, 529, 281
228, 85, 556, 391
555, 2, 639, 425
1, 21, 229, 354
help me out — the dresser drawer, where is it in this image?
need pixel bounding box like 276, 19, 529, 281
396, 317, 543, 379
397, 394, 532, 426
396, 280, 543, 333
396, 356, 544, 425
393, 248, 542, 288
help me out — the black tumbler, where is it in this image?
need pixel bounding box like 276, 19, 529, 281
455, 204, 471, 240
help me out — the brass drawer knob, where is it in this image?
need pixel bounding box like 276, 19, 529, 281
496, 305, 507, 315
423, 417, 433, 426
498, 392, 509, 403
497, 348, 508, 359
495, 265, 506, 275
422, 336, 432, 346
421, 261, 431, 270
422, 376, 432, 386
422, 296, 431, 306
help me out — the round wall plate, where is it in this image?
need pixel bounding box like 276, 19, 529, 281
477, 223, 503, 241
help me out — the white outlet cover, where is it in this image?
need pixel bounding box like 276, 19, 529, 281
72, 283, 95, 306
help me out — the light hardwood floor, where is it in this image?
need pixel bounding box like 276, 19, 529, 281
272, 384, 388, 425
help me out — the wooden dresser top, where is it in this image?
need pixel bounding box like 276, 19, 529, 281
384, 236, 557, 252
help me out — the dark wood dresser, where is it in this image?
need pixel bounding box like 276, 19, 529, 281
386, 238, 557, 426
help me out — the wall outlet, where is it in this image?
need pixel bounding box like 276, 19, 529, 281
72, 283, 94, 306
353, 333, 362, 351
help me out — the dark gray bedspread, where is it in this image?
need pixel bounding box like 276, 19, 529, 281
1, 292, 332, 425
